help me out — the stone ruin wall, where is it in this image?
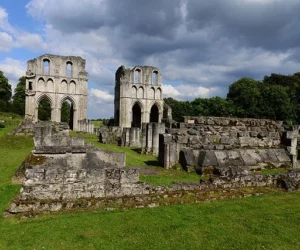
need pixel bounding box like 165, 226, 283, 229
159, 116, 298, 171
6, 121, 300, 217
99, 122, 165, 155
25, 54, 88, 131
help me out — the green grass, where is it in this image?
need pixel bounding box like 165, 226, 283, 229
1, 131, 300, 249
71, 132, 159, 167
0, 112, 23, 136
261, 168, 289, 175
140, 167, 201, 186
90, 120, 103, 128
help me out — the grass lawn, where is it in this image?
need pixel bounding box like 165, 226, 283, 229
0, 112, 23, 136
90, 120, 103, 128
0, 126, 300, 249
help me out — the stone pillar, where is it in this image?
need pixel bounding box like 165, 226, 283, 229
146, 123, 153, 153
73, 109, 78, 131
286, 129, 299, 168
122, 128, 130, 147
129, 127, 135, 146
159, 134, 173, 168
152, 123, 159, 155
34, 107, 38, 122
141, 123, 147, 152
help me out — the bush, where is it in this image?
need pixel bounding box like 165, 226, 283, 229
0, 123, 5, 128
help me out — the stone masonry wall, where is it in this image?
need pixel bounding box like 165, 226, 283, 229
159, 116, 296, 169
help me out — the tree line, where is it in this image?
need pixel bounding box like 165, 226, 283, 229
165, 72, 300, 124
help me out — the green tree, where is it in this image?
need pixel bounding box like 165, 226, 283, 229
38, 98, 51, 121
0, 71, 12, 112
164, 98, 195, 122
12, 76, 26, 115
191, 97, 235, 117
259, 84, 296, 122
227, 77, 262, 118
61, 101, 71, 124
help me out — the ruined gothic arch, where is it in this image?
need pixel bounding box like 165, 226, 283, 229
36, 93, 54, 109
42, 58, 51, 75
59, 95, 77, 130
148, 101, 163, 123
156, 87, 162, 99
134, 67, 142, 83
59, 95, 77, 110
60, 79, 68, 93
69, 80, 76, 94
25, 54, 88, 131
131, 101, 144, 128
46, 78, 54, 92
35, 94, 54, 121
132, 86, 137, 98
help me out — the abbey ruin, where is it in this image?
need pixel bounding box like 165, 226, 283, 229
5, 53, 300, 217
24, 54, 92, 132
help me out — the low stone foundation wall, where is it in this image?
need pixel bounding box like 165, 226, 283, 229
6, 169, 300, 217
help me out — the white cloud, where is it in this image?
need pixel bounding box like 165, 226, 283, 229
16, 33, 47, 51
88, 88, 114, 103
0, 32, 14, 51
163, 83, 219, 100
0, 58, 26, 91
0, 6, 46, 52
87, 88, 114, 118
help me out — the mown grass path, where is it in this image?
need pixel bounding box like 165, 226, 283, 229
0, 132, 300, 249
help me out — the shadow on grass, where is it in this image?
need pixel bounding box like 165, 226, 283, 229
131, 148, 142, 154
144, 160, 160, 167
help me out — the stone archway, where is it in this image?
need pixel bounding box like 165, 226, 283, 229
150, 104, 159, 123
60, 96, 76, 130
132, 102, 142, 128
37, 95, 52, 121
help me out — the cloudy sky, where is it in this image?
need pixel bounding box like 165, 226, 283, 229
1, 0, 300, 118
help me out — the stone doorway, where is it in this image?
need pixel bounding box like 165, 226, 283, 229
38, 96, 52, 121
61, 98, 74, 130
150, 104, 159, 123
132, 103, 142, 128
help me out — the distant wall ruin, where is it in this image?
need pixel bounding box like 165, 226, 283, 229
159, 116, 298, 171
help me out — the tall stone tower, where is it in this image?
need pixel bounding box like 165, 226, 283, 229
25, 54, 88, 130
114, 65, 164, 129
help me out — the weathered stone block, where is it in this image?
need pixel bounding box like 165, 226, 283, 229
198, 150, 218, 167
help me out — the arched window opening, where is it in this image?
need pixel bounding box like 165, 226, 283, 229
47, 79, 54, 92
61, 80, 68, 93
61, 98, 74, 130
150, 104, 159, 123
135, 69, 141, 83
156, 88, 162, 99
29, 81, 33, 90
149, 87, 155, 99
132, 103, 142, 128
66, 62, 72, 77
38, 78, 45, 91
70, 80, 76, 94
152, 71, 158, 84
43, 59, 50, 75
38, 97, 51, 121
138, 87, 144, 99
132, 86, 137, 98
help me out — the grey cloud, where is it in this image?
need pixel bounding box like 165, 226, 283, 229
26, 0, 300, 105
